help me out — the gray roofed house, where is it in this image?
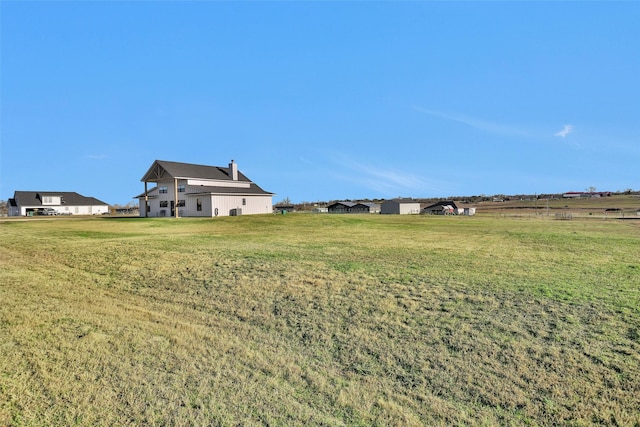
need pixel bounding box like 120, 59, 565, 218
326, 201, 379, 214
137, 159, 273, 218
8, 191, 109, 216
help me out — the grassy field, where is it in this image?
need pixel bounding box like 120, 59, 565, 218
1, 214, 639, 426
475, 194, 640, 218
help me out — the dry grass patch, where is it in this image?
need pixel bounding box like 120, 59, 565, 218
1, 215, 639, 425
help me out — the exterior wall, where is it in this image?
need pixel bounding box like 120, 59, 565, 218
380, 201, 399, 214
399, 203, 420, 215
141, 179, 272, 218
381, 201, 420, 214
11, 204, 108, 216
210, 194, 272, 216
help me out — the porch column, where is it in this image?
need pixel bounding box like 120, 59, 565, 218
174, 178, 179, 218
144, 181, 148, 218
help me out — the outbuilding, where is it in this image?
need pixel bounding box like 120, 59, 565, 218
381, 199, 421, 215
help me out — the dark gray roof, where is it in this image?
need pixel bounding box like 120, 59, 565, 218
12, 191, 108, 207
423, 200, 459, 210
140, 160, 272, 195
327, 202, 358, 208
142, 160, 247, 181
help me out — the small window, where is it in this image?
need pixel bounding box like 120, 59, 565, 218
159, 186, 168, 194
159, 201, 168, 208
242, 198, 246, 206
178, 185, 186, 193
177, 200, 185, 207
196, 199, 202, 212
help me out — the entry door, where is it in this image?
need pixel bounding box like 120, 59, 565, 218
171, 201, 175, 217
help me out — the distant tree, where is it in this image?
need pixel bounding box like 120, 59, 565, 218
276, 197, 292, 206
0, 200, 7, 216
586, 186, 597, 193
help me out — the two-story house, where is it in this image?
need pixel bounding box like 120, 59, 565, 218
138, 160, 273, 218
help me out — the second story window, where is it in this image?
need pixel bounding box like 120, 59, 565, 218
178, 185, 186, 193
159, 186, 168, 194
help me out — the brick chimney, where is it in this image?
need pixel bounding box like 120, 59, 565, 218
229, 160, 238, 180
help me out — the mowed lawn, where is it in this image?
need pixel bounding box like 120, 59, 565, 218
1, 214, 639, 426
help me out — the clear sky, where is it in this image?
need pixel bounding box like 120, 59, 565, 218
2, 1, 638, 205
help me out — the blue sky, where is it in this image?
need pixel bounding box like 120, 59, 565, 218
2, 1, 638, 205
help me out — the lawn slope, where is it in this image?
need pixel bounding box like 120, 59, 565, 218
1, 215, 639, 425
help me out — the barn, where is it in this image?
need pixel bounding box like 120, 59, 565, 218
138, 160, 273, 218
380, 199, 421, 215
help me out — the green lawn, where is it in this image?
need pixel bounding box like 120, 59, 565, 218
1, 214, 639, 426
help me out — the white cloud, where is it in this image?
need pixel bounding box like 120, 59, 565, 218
414, 107, 528, 137
554, 124, 573, 138
329, 154, 444, 197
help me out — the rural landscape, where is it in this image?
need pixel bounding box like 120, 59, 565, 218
1, 196, 639, 426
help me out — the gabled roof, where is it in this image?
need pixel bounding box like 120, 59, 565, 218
11, 191, 108, 207
327, 201, 358, 208
141, 160, 248, 182
138, 160, 273, 197
423, 200, 459, 210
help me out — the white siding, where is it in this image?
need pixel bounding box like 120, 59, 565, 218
399, 203, 421, 215
141, 179, 272, 217
210, 194, 272, 216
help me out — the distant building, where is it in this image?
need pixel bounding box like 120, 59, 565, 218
327, 201, 379, 214
422, 200, 475, 216
563, 191, 612, 198
380, 199, 420, 215
8, 191, 109, 216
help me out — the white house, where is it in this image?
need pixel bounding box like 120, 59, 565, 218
8, 191, 109, 216
380, 199, 421, 215
138, 160, 273, 218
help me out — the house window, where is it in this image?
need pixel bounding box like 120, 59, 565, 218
178, 185, 186, 193
159, 186, 168, 194
177, 200, 185, 207
159, 201, 168, 208
196, 199, 202, 211
242, 198, 246, 206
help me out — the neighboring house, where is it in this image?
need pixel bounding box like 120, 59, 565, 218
327, 202, 379, 214
422, 200, 476, 216
327, 202, 357, 213
380, 199, 420, 215
137, 160, 273, 218
8, 191, 109, 216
